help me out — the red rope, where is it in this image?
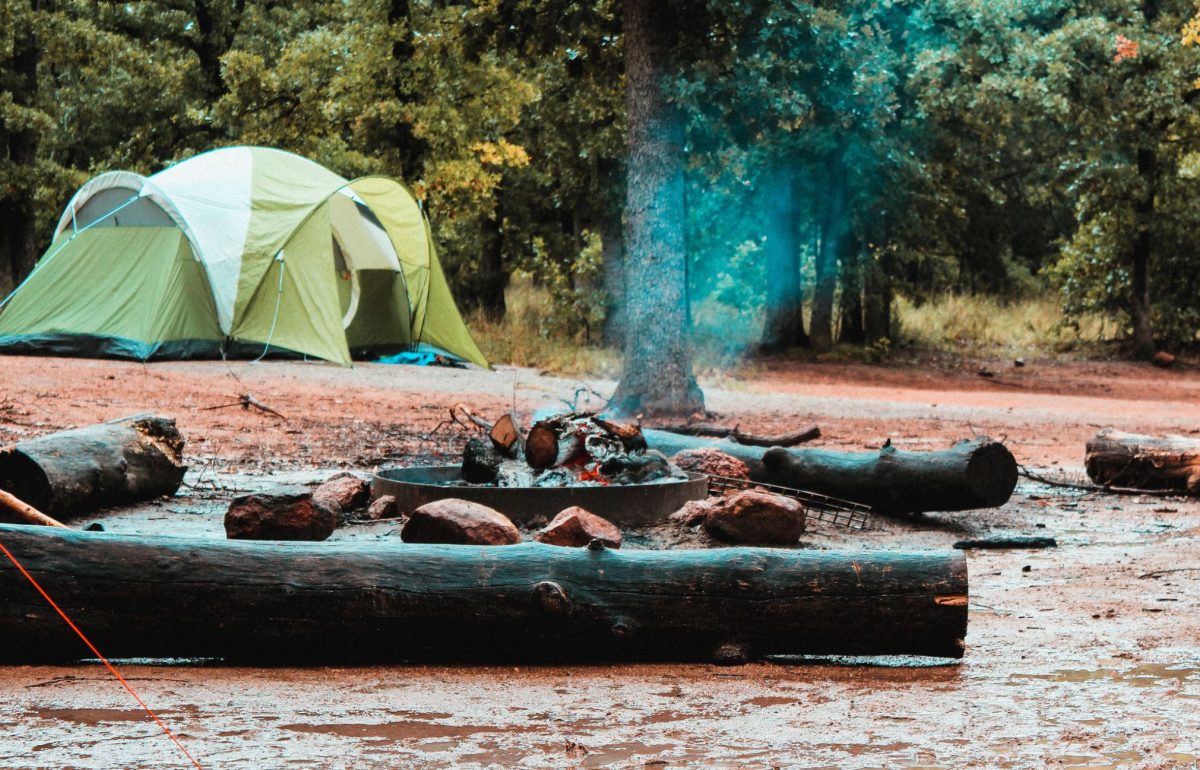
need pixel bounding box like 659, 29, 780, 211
0, 538, 204, 770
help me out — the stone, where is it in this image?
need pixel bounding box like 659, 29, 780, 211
536, 506, 622, 548
363, 495, 396, 520
669, 448, 750, 480
401, 498, 521, 545
670, 499, 716, 527
312, 472, 371, 514
1152, 350, 1176, 368
701, 489, 806, 545
225, 486, 337, 541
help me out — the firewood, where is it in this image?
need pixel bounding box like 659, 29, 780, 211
0, 416, 186, 519
1085, 428, 1200, 494
488, 413, 521, 453
0, 523, 969, 663
644, 430, 1018, 515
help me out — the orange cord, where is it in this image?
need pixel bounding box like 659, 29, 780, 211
0, 538, 204, 770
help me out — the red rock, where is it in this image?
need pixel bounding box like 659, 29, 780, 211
670, 499, 716, 527
536, 506, 622, 548
364, 495, 396, 520
225, 486, 337, 541
701, 489, 806, 545
401, 498, 521, 545
313, 472, 371, 513
669, 448, 750, 480
1152, 351, 1176, 368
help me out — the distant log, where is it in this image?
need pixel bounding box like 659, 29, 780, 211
1085, 429, 1200, 494
0, 416, 186, 519
656, 422, 820, 447
0, 524, 968, 663
645, 430, 1018, 515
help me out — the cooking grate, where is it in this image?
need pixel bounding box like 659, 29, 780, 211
706, 475, 874, 530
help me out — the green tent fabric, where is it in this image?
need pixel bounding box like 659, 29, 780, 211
0, 146, 489, 368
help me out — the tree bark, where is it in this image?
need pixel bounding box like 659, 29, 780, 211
0, 416, 187, 519
479, 212, 508, 321
1085, 428, 1200, 494
838, 245, 865, 345
609, 0, 703, 417
0, 524, 968, 663
644, 430, 1017, 515
599, 194, 626, 345
0, 9, 40, 293
1130, 147, 1156, 358
863, 252, 893, 343
760, 170, 809, 350
810, 154, 846, 351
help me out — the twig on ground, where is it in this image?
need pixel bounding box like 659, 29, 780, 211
1139, 568, 1200, 579
201, 393, 286, 420
1017, 465, 1180, 497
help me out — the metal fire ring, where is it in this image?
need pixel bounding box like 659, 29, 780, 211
372, 466, 708, 526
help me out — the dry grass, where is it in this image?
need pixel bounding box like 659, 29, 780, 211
894, 293, 1115, 355
467, 276, 622, 377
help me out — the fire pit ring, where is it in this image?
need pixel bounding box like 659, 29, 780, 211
373, 466, 709, 526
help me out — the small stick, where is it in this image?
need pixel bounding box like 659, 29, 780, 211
1017, 465, 1180, 497
201, 393, 287, 420
0, 489, 70, 529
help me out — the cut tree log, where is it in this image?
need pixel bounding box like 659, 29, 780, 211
0, 523, 968, 663
1085, 429, 1200, 494
0, 416, 186, 519
644, 430, 1018, 515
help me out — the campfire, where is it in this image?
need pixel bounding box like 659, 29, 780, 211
455, 408, 685, 489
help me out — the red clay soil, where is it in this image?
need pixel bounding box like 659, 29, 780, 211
0, 354, 1198, 769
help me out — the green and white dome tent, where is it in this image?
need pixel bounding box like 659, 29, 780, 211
0, 146, 489, 368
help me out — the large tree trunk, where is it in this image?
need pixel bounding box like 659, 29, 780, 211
0, 9, 40, 294
644, 430, 1017, 515
599, 186, 626, 346
609, 0, 703, 417
760, 170, 809, 350
1130, 147, 1155, 358
0, 417, 186, 520
478, 211, 508, 321
1085, 428, 1200, 494
0, 524, 968, 663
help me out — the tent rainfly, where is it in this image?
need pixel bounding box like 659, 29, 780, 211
0, 146, 488, 368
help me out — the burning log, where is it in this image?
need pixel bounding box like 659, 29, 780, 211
0, 416, 186, 519
1085, 429, 1200, 494
644, 430, 1017, 515
0, 523, 969, 663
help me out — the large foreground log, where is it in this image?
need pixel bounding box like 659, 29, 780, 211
644, 430, 1017, 515
0, 524, 968, 663
0, 416, 185, 519
1085, 428, 1200, 494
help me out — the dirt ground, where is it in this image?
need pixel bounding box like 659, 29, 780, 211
1, 354, 1199, 769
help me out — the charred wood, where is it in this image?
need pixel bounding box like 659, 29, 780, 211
1085, 429, 1200, 494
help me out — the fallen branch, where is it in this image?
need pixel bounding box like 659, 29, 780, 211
657, 422, 821, 448
1139, 568, 1200, 579
202, 393, 287, 420
1017, 465, 1181, 498
0, 489, 70, 528
450, 403, 493, 433
953, 535, 1057, 550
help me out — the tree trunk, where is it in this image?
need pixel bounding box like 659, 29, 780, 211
1130, 147, 1155, 358
863, 252, 893, 343
479, 212, 508, 321
386, 0, 427, 174
0, 10, 40, 293
599, 190, 626, 346
760, 170, 809, 350
643, 430, 1018, 515
609, 0, 703, 416
0, 417, 187, 519
1085, 428, 1200, 494
810, 155, 846, 351
838, 245, 865, 345
0, 524, 968, 663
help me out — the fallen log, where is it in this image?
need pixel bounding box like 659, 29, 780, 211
1085, 429, 1200, 494
657, 422, 821, 447
0, 489, 70, 528
0, 523, 968, 663
0, 416, 186, 519
953, 535, 1056, 550
644, 430, 1018, 515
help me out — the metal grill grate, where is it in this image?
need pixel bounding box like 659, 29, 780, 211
706, 476, 874, 530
